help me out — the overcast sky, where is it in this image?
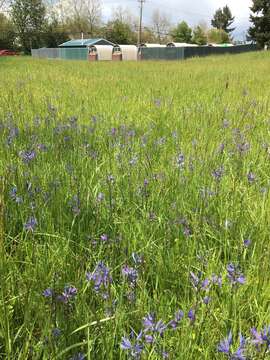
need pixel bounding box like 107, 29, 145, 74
102, 0, 252, 40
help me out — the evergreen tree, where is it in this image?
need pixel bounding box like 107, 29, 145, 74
248, 0, 270, 48
170, 21, 192, 43
211, 5, 235, 34
192, 25, 207, 45
11, 0, 46, 53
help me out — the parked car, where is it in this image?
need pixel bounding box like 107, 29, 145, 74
0, 50, 18, 56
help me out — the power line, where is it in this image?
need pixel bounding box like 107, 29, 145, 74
137, 0, 145, 46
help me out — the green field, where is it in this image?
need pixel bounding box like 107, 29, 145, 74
1, 52, 270, 359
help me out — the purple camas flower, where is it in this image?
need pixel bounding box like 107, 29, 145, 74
227, 264, 246, 286
219, 143, 225, 153
70, 195, 80, 215
24, 217, 37, 232
43, 288, 53, 298
251, 326, 270, 348
188, 309, 196, 323
218, 331, 233, 355
9, 187, 23, 203
37, 143, 47, 152
68, 115, 78, 128
201, 278, 210, 290
162, 351, 169, 359
243, 239, 251, 248
100, 234, 108, 242
129, 156, 138, 166
250, 328, 264, 346
122, 265, 138, 287
153, 320, 167, 335
52, 328, 61, 338
203, 296, 211, 305
19, 150, 36, 164
86, 261, 112, 293
190, 271, 200, 290
183, 226, 192, 237
58, 286, 77, 303
132, 252, 143, 265
145, 334, 154, 343
128, 129, 136, 137
192, 139, 197, 147
154, 98, 161, 107
111, 127, 117, 136
7, 126, 19, 145
10, 187, 17, 200
91, 115, 98, 124
211, 274, 222, 287
212, 167, 224, 181
121, 337, 133, 350
236, 142, 250, 155
143, 314, 167, 336
168, 309, 184, 329
190, 272, 210, 292
120, 331, 143, 359
143, 179, 149, 187
200, 187, 216, 199
69, 353, 85, 360
217, 332, 246, 360
247, 172, 256, 184
143, 314, 155, 330
97, 192, 105, 202
48, 103, 57, 114
107, 174, 115, 183
176, 153, 185, 169
149, 212, 156, 221
223, 119, 230, 128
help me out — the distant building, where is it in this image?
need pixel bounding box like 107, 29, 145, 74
167, 42, 199, 47
59, 38, 115, 48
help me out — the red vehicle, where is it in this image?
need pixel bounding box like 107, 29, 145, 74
0, 50, 18, 56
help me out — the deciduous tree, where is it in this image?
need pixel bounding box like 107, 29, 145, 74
170, 21, 192, 43
151, 9, 171, 43
42, 18, 70, 47
207, 28, 230, 44
0, 12, 16, 49
11, 0, 46, 53
103, 19, 136, 44
52, 0, 102, 37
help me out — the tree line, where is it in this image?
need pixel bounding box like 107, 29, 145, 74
0, 0, 269, 54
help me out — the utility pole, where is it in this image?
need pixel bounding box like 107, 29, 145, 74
138, 0, 145, 46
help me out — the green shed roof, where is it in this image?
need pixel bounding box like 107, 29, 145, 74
59, 38, 115, 47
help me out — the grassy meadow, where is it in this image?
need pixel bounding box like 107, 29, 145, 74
1, 52, 270, 359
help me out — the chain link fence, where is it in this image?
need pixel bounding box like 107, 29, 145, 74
31, 44, 258, 61
31, 48, 88, 60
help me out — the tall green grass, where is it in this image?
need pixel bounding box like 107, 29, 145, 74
0, 52, 270, 359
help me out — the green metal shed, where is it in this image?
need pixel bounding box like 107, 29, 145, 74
59, 38, 115, 48
58, 38, 115, 60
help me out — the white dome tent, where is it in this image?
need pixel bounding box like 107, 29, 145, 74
88, 45, 113, 61
112, 45, 138, 61
167, 42, 199, 47
140, 43, 166, 48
